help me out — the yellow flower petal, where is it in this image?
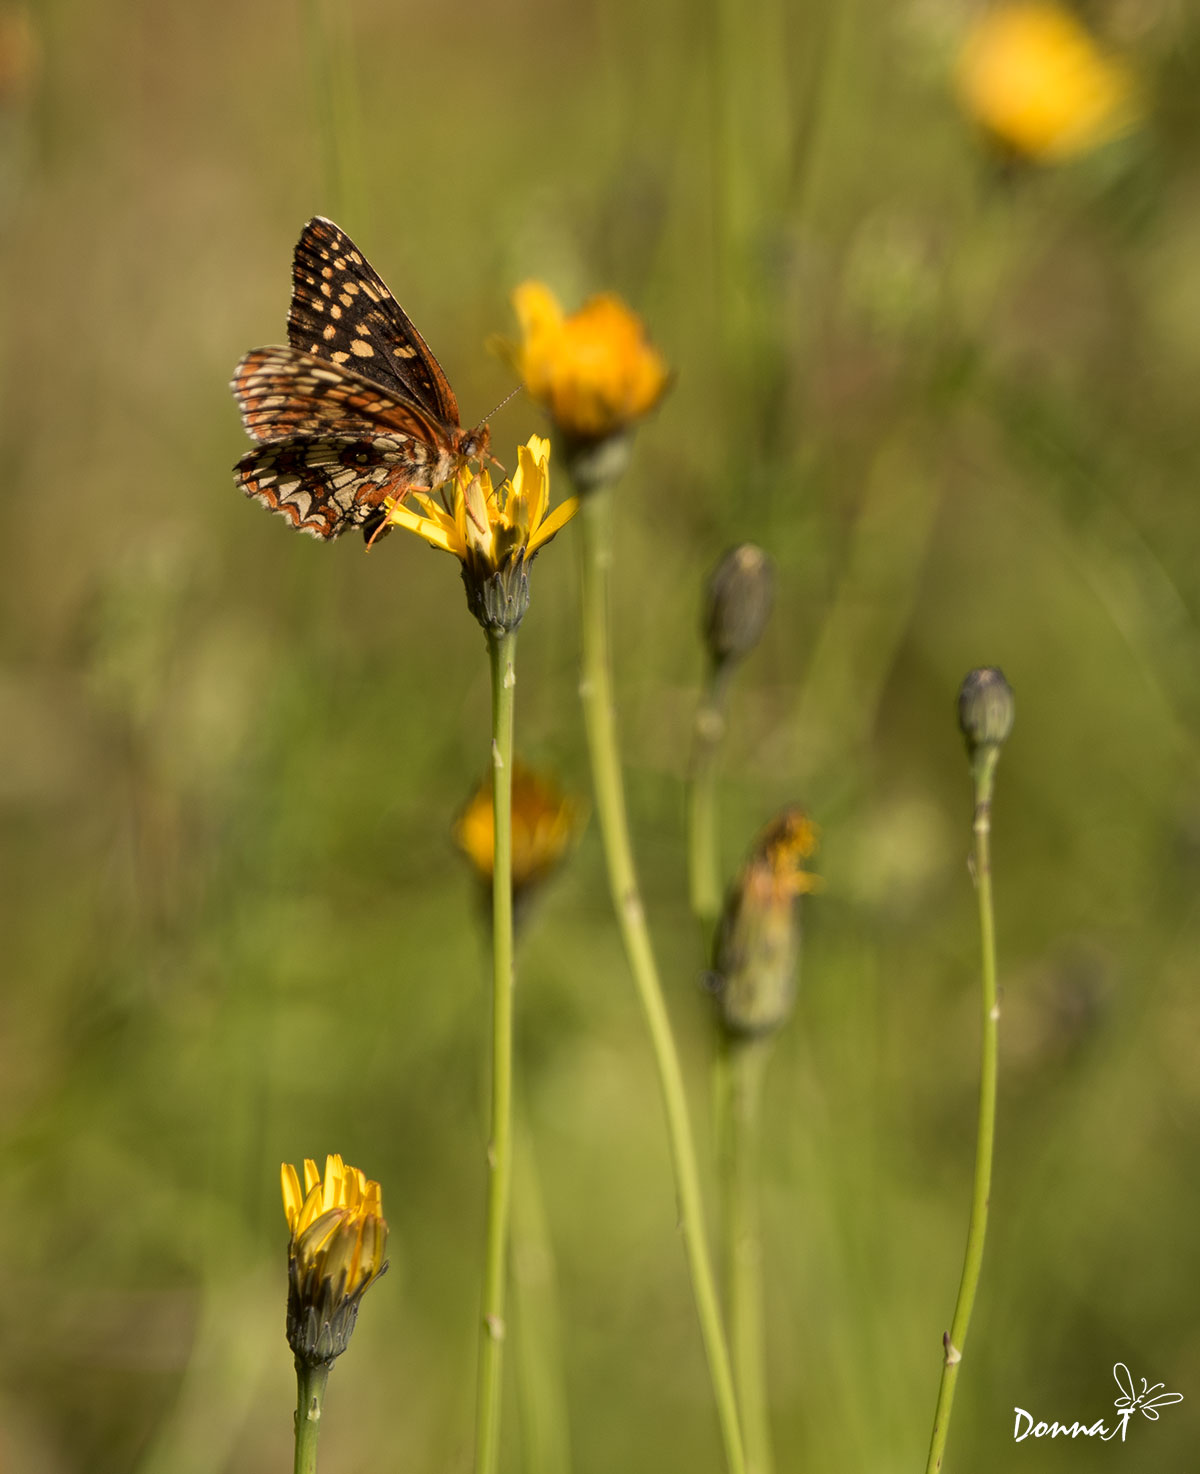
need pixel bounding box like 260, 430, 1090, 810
512, 281, 564, 341
388, 501, 459, 554
527, 495, 579, 555
281, 1162, 303, 1230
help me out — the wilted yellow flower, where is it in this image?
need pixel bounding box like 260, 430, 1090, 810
455, 761, 585, 899
757, 809, 821, 892
281, 1155, 388, 1368
956, 3, 1140, 162
506, 282, 670, 445
386, 435, 576, 633
710, 808, 821, 1039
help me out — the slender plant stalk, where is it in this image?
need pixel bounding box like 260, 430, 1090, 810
476, 629, 519, 1474
923, 751, 1001, 1474
689, 654, 775, 1473
718, 1038, 774, 1474
688, 660, 731, 937
512, 1109, 573, 1474
578, 486, 746, 1474
293, 1362, 330, 1474
687, 590, 777, 1474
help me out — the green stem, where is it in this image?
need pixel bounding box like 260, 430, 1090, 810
924, 749, 1001, 1474
688, 661, 731, 939
719, 1038, 774, 1474
293, 1362, 330, 1474
476, 629, 519, 1474
577, 486, 746, 1474
512, 1109, 573, 1474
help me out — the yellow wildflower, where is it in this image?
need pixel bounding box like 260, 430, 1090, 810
281, 1155, 388, 1368
506, 282, 670, 444
386, 435, 576, 633
455, 761, 585, 899
956, 2, 1140, 162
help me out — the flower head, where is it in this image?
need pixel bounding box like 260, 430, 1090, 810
455, 761, 585, 902
709, 809, 821, 1039
281, 1155, 388, 1368
386, 435, 576, 633
955, 3, 1140, 163
505, 282, 670, 453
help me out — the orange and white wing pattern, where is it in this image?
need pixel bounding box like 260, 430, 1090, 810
233, 433, 444, 541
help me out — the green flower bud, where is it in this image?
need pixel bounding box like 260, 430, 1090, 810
958, 667, 1015, 753
703, 544, 774, 668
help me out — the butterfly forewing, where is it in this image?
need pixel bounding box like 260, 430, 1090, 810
288, 216, 460, 421
234, 434, 440, 540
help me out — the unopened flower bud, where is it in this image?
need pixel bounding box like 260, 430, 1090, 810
703, 544, 774, 668
281, 1156, 388, 1370
958, 667, 1015, 754
709, 808, 820, 1039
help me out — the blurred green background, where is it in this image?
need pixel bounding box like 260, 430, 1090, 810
5, 1, 1200, 1470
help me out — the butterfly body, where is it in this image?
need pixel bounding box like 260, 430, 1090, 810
232, 217, 488, 540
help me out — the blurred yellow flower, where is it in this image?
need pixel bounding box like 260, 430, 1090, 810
281, 1155, 388, 1367
386, 435, 576, 632
455, 761, 585, 897
506, 282, 670, 443
956, 2, 1140, 162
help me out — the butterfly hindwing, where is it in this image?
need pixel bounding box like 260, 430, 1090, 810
234, 433, 441, 541
233, 345, 450, 448
288, 216, 461, 423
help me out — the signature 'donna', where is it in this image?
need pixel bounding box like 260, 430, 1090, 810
1014, 1364, 1183, 1444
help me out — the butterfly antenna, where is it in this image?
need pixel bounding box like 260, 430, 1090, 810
481, 384, 522, 424
464, 387, 523, 477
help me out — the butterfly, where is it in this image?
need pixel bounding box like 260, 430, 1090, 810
231, 217, 490, 541
1112, 1363, 1183, 1428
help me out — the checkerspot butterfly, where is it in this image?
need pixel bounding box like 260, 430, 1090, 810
231, 217, 490, 541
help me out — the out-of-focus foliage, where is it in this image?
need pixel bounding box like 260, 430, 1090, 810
3, 1, 1199, 1471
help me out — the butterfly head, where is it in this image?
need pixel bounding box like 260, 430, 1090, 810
457, 421, 492, 466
